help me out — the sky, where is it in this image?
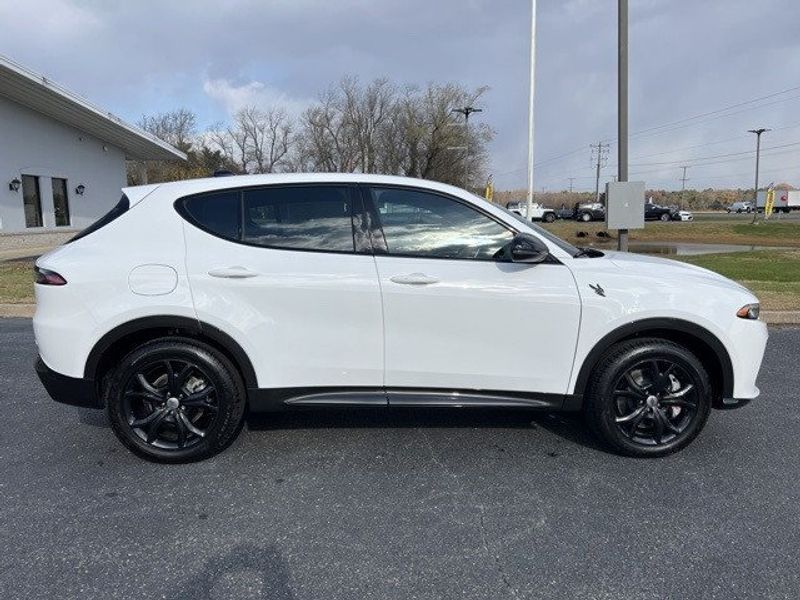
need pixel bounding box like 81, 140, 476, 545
3, 0, 800, 192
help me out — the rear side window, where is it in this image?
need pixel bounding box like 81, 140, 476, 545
181, 190, 241, 240
179, 185, 357, 253
69, 195, 129, 243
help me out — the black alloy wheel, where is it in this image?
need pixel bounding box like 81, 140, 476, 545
611, 357, 698, 446
121, 358, 218, 450
584, 338, 712, 457
107, 338, 246, 462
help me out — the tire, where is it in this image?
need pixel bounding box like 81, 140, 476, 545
583, 338, 712, 458
660, 213, 670, 222
543, 212, 556, 223
106, 337, 247, 463
580, 212, 592, 222
736, 209, 742, 213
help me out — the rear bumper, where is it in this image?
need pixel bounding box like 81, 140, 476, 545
35, 357, 101, 409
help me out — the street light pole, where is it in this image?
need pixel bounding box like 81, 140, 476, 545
617, 0, 629, 251
526, 0, 537, 221
748, 128, 770, 224
452, 106, 483, 189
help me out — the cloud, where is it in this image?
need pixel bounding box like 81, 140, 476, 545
202, 78, 311, 118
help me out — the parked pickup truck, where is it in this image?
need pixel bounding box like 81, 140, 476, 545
506, 201, 557, 222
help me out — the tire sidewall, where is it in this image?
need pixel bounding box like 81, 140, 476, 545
106, 339, 246, 463
587, 340, 712, 457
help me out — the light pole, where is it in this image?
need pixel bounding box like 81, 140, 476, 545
452, 106, 483, 189
748, 128, 770, 224
526, 0, 537, 221
617, 0, 629, 251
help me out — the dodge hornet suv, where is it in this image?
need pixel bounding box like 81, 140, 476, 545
34, 174, 768, 462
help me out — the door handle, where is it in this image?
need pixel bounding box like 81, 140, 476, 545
208, 266, 259, 279
390, 273, 440, 285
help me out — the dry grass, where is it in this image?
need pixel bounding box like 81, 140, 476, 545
542, 220, 800, 248
0, 260, 34, 304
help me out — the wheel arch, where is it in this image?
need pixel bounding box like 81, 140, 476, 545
572, 318, 734, 406
85, 316, 258, 397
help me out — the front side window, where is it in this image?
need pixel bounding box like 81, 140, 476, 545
367, 187, 514, 260
242, 186, 355, 252
51, 178, 71, 227
22, 175, 43, 228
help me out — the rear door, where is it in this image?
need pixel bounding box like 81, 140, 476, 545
180, 183, 384, 394
363, 185, 581, 397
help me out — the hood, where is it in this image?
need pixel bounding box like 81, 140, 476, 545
604, 250, 752, 295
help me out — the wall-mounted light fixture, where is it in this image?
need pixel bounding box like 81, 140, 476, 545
75, 184, 86, 195
9, 178, 21, 192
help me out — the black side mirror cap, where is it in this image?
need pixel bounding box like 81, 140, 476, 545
503, 233, 550, 264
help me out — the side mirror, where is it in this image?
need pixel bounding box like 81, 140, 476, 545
503, 233, 549, 264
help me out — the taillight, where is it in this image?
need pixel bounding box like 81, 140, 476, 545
34, 267, 67, 286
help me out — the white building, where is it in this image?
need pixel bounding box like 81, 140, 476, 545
0, 55, 185, 233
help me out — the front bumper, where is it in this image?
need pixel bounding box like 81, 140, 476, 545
35, 357, 102, 409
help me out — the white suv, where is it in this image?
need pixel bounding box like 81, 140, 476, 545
33, 174, 767, 462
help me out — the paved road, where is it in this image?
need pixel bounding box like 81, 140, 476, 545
1, 319, 799, 600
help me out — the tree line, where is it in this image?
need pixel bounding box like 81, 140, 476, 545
128, 77, 493, 190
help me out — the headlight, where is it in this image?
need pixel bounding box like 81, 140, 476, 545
736, 303, 760, 320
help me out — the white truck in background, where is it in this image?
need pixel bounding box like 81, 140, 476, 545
505, 201, 557, 222
756, 189, 800, 213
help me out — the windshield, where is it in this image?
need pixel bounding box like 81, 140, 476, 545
493, 204, 582, 257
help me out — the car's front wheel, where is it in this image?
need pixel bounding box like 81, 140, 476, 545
660, 213, 671, 222
106, 338, 247, 462
580, 212, 592, 222
543, 212, 556, 223
583, 338, 712, 457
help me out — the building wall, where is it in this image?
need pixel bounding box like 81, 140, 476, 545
0, 95, 128, 233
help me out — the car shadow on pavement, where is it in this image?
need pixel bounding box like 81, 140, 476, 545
246, 408, 609, 454
166, 544, 295, 600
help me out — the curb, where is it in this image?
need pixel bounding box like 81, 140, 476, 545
1, 304, 799, 325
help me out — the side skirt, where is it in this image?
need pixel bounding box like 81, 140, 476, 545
248, 386, 579, 412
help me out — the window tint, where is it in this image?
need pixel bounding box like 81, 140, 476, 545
183, 191, 242, 240
22, 175, 43, 228
369, 187, 513, 260
242, 186, 355, 252
52, 178, 71, 227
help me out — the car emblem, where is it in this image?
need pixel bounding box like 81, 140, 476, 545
589, 283, 606, 297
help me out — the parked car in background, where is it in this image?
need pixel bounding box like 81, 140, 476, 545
644, 203, 676, 222
556, 204, 575, 220
727, 201, 754, 214
34, 174, 767, 462
673, 209, 694, 222
575, 202, 605, 222
506, 201, 556, 223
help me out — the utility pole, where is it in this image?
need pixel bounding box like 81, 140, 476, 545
748, 128, 770, 224
617, 0, 629, 252
679, 165, 690, 191
568, 177, 574, 193
452, 106, 483, 189
590, 141, 609, 204
526, 0, 538, 221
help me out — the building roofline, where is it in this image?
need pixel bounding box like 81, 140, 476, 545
0, 55, 187, 162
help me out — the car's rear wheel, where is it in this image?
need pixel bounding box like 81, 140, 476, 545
543, 212, 556, 223
580, 212, 592, 222
106, 338, 246, 463
583, 338, 712, 457
660, 213, 671, 222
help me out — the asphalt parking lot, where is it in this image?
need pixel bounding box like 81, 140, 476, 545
1, 318, 799, 600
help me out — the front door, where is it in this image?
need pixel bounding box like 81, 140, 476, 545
363, 185, 581, 397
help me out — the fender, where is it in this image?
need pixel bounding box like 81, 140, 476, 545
84, 315, 258, 389
572, 317, 734, 399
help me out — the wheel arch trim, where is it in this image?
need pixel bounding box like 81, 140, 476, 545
84, 315, 258, 389
572, 317, 734, 399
